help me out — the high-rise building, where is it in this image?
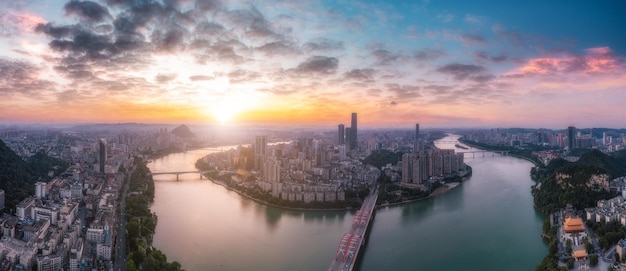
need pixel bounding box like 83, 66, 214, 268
415, 123, 420, 141
338, 124, 345, 145
350, 113, 357, 150
255, 136, 267, 156
254, 136, 267, 170
567, 126, 576, 150
35, 182, 46, 199
345, 127, 352, 150
99, 139, 107, 173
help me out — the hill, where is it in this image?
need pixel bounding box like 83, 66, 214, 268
531, 149, 626, 214
171, 124, 196, 138
0, 140, 69, 210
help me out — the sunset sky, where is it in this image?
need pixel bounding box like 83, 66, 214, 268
1, 0, 625, 128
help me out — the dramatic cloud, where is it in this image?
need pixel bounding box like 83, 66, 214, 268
64, 1, 111, 22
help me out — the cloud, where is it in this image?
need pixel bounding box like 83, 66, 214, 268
0, 59, 53, 95
302, 38, 344, 53
460, 33, 486, 44
64, 1, 111, 22
344, 68, 376, 81
386, 83, 421, 99
475, 51, 508, 63
413, 48, 445, 61
0, 11, 46, 37
436, 63, 494, 82
255, 41, 299, 56
189, 75, 214, 81
370, 49, 402, 66
35, 23, 73, 38
294, 56, 339, 74
155, 73, 177, 83
437, 13, 454, 23
464, 14, 487, 24
504, 47, 626, 78
227, 69, 261, 83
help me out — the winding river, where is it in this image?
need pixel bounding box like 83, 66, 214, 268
148, 135, 546, 271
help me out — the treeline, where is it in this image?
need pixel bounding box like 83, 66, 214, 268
125, 157, 184, 271
0, 140, 69, 210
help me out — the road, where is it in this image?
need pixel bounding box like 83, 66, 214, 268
114, 167, 132, 271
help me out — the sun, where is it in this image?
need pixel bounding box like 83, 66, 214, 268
211, 102, 237, 124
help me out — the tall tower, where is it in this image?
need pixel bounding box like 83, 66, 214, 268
255, 136, 267, 156
350, 113, 357, 150
254, 136, 267, 170
567, 126, 575, 150
338, 124, 345, 145
415, 123, 420, 141
99, 139, 107, 173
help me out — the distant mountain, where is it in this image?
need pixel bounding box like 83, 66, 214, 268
0, 140, 69, 210
171, 124, 196, 138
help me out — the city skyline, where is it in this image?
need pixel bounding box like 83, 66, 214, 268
1, 1, 626, 128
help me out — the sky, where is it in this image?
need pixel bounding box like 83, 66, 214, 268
1, 0, 625, 128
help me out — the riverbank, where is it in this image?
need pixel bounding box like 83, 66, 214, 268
203, 168, 472, 211
206, 176, 359, 212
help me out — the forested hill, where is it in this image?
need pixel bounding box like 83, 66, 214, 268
0, 139, 69, 210
532, 149, 626, 214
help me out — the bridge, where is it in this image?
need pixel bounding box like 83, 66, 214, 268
328, 186, 378, 271
458, 150, 509, 157
150, 170, 210, 181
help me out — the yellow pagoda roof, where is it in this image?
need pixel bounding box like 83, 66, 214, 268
573, 249, 588, 258
564, 217, 585, 232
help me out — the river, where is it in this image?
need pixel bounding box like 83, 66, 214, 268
148, 135, 547, 271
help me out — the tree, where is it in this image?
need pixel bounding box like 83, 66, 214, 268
585, 239, 593, 253
591, 255, 599, 266
567, 258, 574, 269
126, 258, 138, 271
566, 239, 573, 255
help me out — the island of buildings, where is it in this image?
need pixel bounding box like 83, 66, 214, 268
195, 113, 470, 208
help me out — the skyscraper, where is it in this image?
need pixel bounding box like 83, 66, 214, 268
567, 126, 576, 150
338, 124, 345, 145
415, 123, 420, 141
255, 136, 267, 170
255, 136, 267, 156
350, 113, 357, 150
99, 139, 107, 173
345, 127, 352, 150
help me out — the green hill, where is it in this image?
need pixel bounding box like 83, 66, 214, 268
0, 140, 68, 210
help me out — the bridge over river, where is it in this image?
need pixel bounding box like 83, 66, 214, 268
328, 186, 378, 271
150, 170, 210, 181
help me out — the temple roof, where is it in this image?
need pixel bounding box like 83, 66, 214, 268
564, 217, 585, 232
